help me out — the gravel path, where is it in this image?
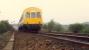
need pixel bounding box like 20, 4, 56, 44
3, 34, 14, 50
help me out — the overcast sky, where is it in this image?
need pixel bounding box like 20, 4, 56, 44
0, 0, 89, 24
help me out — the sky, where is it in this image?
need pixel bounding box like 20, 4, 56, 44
0, 0, 89, 24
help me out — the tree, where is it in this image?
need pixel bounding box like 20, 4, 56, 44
42, 20, 64, 32
47, 20, 55, 32
0, 21, 14, 34
42, 23, 48, 32
42, 24, 48, 29
53, 23, 63, 32
82, 24, 89, 33
69, 23, 84, 33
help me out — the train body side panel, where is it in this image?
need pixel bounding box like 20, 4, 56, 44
22, 18, 42, 24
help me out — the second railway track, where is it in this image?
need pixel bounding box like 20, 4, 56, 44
37, 32, 89, 45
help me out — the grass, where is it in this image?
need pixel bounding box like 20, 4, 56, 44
0, 31, 12, 50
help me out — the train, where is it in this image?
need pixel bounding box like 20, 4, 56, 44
18, 7, 42, 32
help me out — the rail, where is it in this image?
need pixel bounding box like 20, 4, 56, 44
38, 32, 89, 45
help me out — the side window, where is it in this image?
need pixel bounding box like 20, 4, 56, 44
31, 12, 35, 18
25, 12, 30, 17
37, 12, 41, 17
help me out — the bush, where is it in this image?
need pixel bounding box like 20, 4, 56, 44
0, 21, 13, 34
69, 23, 84, 33
47, 20, 55, 32
82, 24, 89, 33
53, 23, 63, 32
42, 20, 64, 32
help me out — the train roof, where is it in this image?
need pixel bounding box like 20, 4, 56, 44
23, 7, 41, 12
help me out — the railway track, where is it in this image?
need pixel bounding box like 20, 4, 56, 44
13, 32, 89, 50
14, 32, 89, 45
37, 32, 89, 45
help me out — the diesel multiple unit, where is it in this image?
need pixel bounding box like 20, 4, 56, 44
18, 7, 42, 32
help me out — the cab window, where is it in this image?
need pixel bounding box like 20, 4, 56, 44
31, 12, 35, 18
37, 12, 41, 17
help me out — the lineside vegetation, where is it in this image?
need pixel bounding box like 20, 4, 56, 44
42, 20, 89, 34
0, 20, 14, 34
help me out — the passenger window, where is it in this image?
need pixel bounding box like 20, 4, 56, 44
37, 12, 41, 17
31, 12, 36, 18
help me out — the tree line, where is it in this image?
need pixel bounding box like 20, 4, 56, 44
0, 20, 89, 34
42, 20, 89, 34
0, 21, 14, 34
